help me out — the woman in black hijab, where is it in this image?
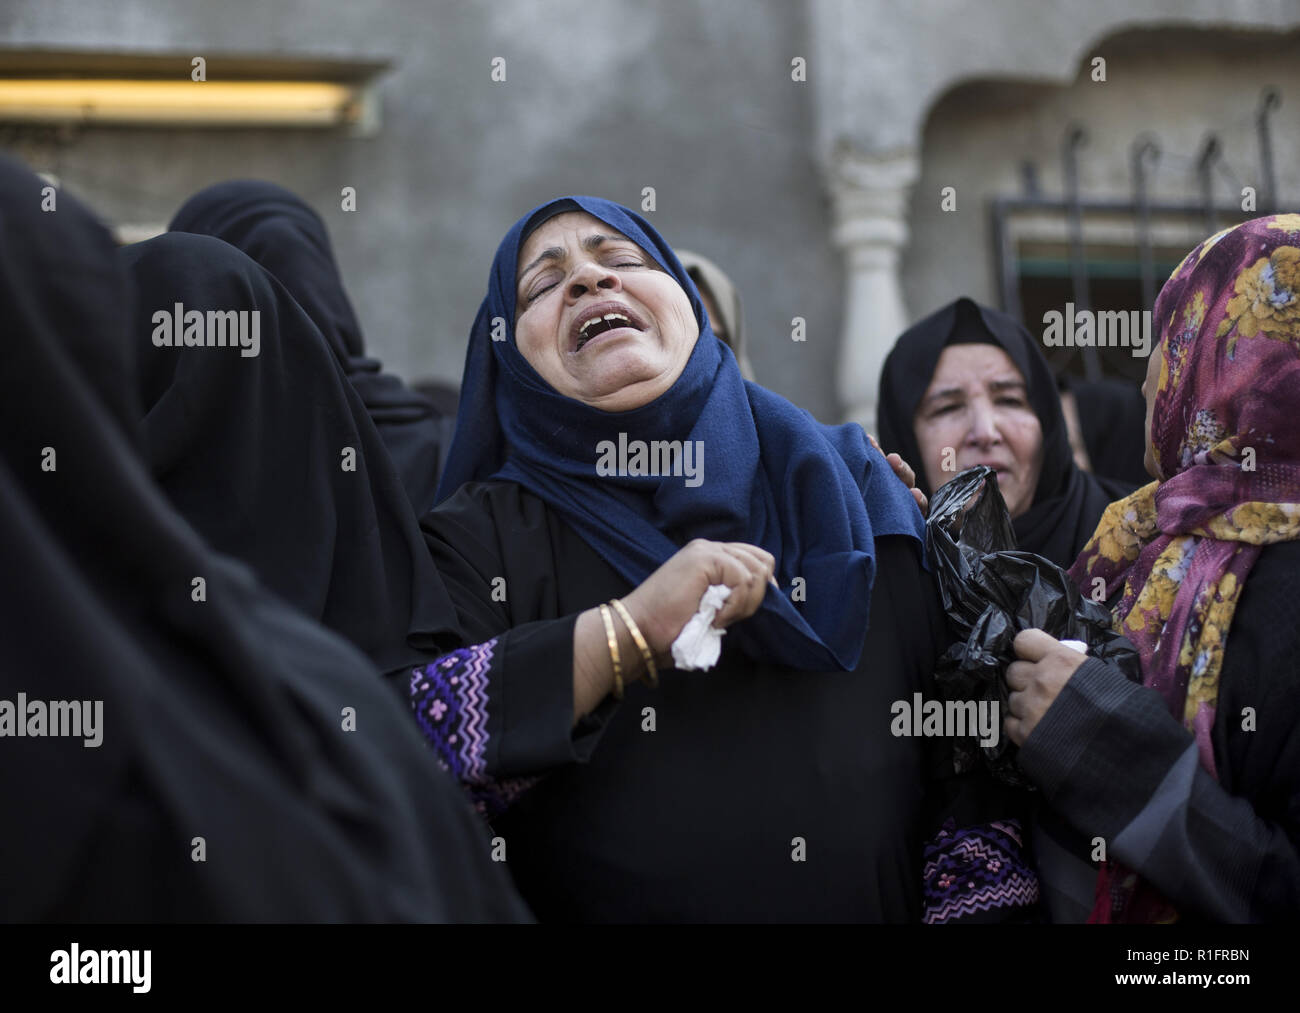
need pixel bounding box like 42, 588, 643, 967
119, 232, 456, 681
877, 297, 1133, 567
1064, 375, 1151, 487
0, 154, 528, 921
169, 180, 453, 516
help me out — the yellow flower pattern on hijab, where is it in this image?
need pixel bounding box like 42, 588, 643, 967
1215, 245, 1300, 355
1266, 213, 1300, 234
1067, 215, 1300, 923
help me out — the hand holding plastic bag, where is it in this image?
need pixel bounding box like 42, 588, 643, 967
926, 466, 1141, 787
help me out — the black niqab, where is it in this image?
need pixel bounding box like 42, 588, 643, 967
169, 181, 451, 515
0, 154, 528, 921
877, 297, 1132, 568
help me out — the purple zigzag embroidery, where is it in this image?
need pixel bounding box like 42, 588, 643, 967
452, 641, 492, 782
410, 639, 497, 784
409, 641, 542, 820
924, 878, 1041, 923
922, 818, 1041, 924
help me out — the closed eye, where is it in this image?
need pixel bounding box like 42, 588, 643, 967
524, 258, 644, 303
525, 281, 557, 304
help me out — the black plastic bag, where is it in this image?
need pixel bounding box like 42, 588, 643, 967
925, 466, 1142, 788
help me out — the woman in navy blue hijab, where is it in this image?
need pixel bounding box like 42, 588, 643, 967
416, 197, 1036, 921
438, 196, 926, 671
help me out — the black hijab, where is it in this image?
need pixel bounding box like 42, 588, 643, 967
877, 297, 1132, 567
1066, 375, 1151, 487
119, 231, 457, 679
0, 154, 528, 921
169, 181, 451, 515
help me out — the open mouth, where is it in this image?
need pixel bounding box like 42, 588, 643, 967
572, 303, 646, 353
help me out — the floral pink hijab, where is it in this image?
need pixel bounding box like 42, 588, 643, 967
1068, 213, 1300, 922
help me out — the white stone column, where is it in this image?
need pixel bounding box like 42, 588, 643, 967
826, 147, 919, 433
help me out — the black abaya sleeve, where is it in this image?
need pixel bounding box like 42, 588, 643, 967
414, 482, 618, 817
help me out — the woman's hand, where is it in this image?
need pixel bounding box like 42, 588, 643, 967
621, 539, 776, 665
1002, 629, 1089, 746
868, 433, 928, 515
572, 539, 774, 720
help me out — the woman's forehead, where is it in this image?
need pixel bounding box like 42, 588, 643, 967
930, 342, 1024, 385
517, 211, 636, 270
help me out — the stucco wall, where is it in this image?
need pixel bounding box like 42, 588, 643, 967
902, 26, 1300, 323
4, 1, 1297, 418
2, 0, 843, 415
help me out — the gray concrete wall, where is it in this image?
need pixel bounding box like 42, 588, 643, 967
5, 2, 1298, 419
902, 25, 1300, 323
810, 0, 1300, 160
1, 0, 844, 418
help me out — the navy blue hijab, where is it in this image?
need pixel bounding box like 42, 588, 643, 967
437, 196, 925, 671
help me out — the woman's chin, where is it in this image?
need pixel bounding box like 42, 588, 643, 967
997, 480, 1030, 518
569, 358, 676, 410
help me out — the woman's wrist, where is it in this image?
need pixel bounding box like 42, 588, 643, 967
573, 609, 609, 721
610, 607, 647, 683
610, 597, 660, 688
619, 593, 671, 668
572, 607, 646, 723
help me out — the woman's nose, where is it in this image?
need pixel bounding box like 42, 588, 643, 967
965, 398, 1001, 447
566, 260, 620, 300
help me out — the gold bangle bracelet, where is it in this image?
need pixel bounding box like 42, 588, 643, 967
598, 603, 624, 700
610, 597, 658, 689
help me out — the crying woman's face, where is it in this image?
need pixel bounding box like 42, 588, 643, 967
513, 211, 699, 413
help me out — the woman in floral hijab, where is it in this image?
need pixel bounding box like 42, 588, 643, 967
1002, 214, 1300, 922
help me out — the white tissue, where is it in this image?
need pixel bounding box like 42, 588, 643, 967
1058, 639, 1088, 655
670, 584, 732, 671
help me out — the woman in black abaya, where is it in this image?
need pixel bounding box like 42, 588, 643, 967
877, 297, 1134, 568
118, 231, 456, 680
169, 180, 453, 516
0, 155, 527, 921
